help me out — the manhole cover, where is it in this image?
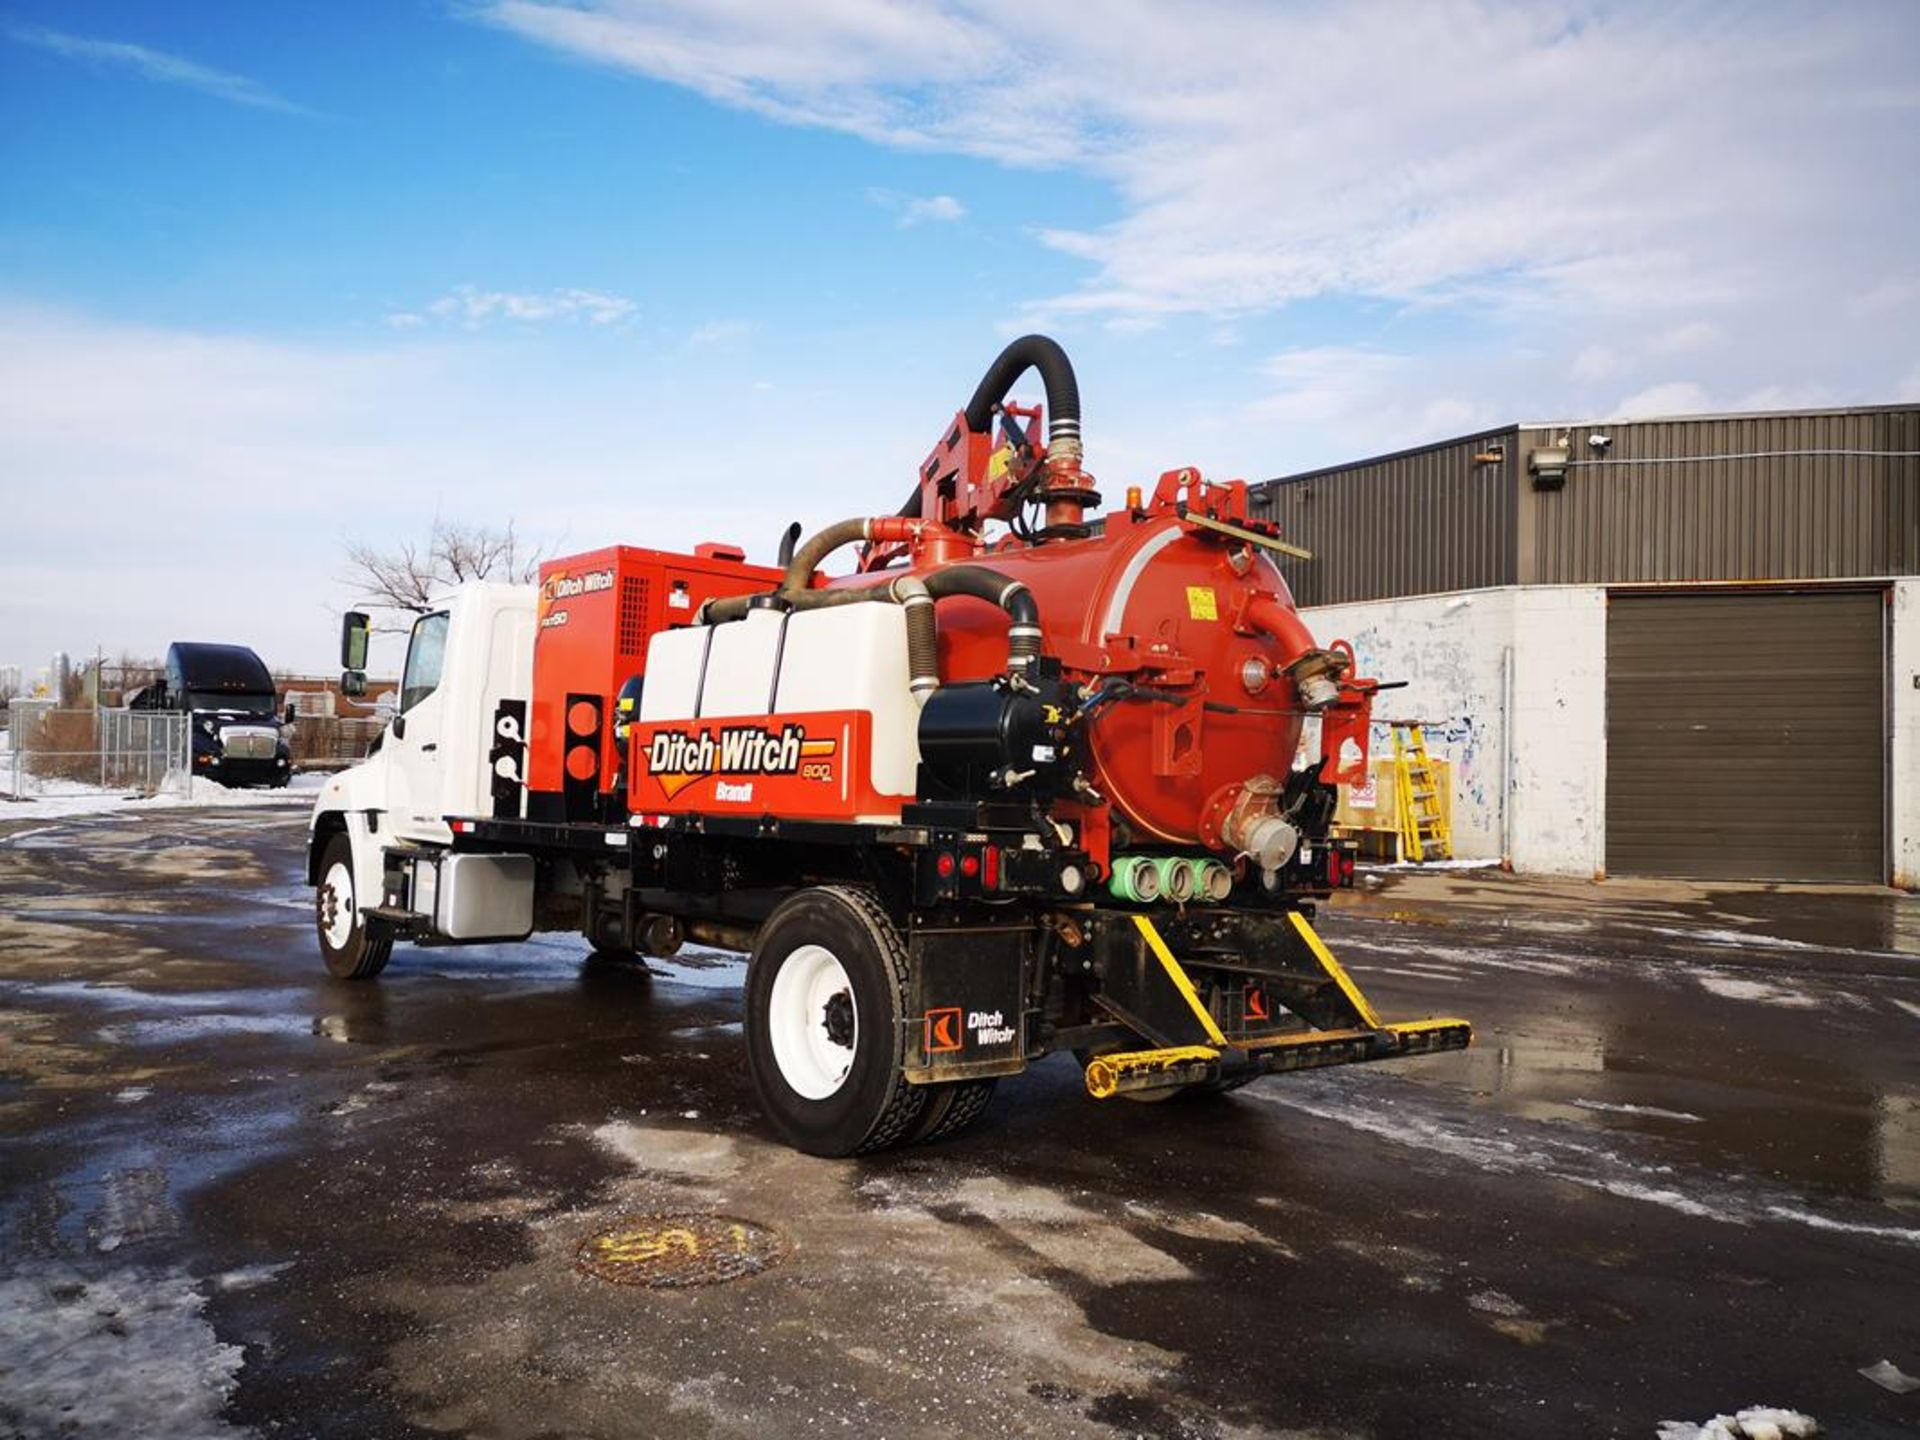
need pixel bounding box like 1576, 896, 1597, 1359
576, 1214, 784, 1288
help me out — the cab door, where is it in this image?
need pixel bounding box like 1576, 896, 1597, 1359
388, 611, 452, 843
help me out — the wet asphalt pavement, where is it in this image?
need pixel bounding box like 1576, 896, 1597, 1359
2, 806, 1918, 1439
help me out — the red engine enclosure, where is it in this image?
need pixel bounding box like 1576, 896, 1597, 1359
528, 543, 783, 817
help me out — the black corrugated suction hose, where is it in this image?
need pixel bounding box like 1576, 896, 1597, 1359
962, 334, 1080, 442
921, 565, 1042, 672
897, 334, 1083, 519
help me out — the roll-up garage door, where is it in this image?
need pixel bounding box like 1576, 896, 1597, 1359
1605, 589, 1886, 882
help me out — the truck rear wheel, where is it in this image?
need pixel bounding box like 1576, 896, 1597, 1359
744, 886, 926, 1157
904, 1079, 997, 1145
316, 833, 392, 980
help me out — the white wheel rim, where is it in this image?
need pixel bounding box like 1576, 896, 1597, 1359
320, 860, 357, 949
767, 943, 857, 1101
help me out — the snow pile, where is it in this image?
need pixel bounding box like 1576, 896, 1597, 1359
1656, 1407, 1819, 1440
0, 1262, 251, 1438
0, 772, 320, 821
1858, 1359, 1920, 1394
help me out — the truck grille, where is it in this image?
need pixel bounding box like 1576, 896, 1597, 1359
220, 726, 278, 760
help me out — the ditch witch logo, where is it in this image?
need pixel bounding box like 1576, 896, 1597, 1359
646, 723, 838, 801
537, 567, 614, 631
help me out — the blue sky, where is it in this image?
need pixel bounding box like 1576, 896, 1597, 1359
2, 0, 1916, 675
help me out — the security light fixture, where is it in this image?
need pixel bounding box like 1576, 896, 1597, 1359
1528, 445, 1569, 490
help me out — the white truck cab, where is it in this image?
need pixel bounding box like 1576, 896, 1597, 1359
307, 583, 537, 977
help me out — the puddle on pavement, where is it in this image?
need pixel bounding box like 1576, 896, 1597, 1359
101, 1013, 316, 1044
1, 979, 309, 1013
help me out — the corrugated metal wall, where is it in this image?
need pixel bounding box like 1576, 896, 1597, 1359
1523, 407, 1920, 583
1250, 405, 1919, 601
1248, 429, 1518, 605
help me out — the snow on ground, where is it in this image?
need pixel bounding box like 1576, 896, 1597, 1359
1571, 1098, 1706, 1124
0, 1261, 254, 1438
1692, 972, 1820, 1009
0, 773, 322, 823
1655, 1406, 1820, 1439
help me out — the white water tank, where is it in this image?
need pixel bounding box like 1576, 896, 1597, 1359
640, 603, 921, 810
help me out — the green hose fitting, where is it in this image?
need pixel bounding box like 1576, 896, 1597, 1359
1108, 855, 1162, 903
1153, 855, 1198, 903
1196, 860, 1234, 902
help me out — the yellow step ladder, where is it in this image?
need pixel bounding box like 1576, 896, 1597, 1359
1390, 722, 1453, 863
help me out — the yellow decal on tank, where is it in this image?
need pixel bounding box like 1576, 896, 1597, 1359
1185, 586, 1218, 621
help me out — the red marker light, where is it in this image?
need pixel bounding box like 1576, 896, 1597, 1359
982, 845, 1000, 888
936, 853, 956, 878
960, 853, 980, 878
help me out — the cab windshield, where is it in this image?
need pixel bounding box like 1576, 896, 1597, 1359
188, 691, 275, 716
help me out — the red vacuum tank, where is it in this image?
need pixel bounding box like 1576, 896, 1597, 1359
827, 506, 1327, 853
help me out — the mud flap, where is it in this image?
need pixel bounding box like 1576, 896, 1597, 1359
902, 924, 1035, 1083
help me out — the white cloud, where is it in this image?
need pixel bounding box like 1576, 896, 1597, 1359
687, 318, 754, 346
5, 22, 309, 114
388, 285, 637, 329
866, 188, 967, 227
484, 0, 1920, 411
1614, 381, 1716, 419
899, 193, 965, 226
1571, 346, 1625, 384
1648, 321, 1721, 356
1250, 347, 1407, 425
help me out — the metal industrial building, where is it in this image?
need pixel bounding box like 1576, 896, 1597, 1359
1250, 403, 1920, 888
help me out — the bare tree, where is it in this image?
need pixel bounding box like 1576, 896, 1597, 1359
343, 518, 546, 625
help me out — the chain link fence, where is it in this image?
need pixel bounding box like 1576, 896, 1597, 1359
2, 703, 191, 800
286, 715, 384, 769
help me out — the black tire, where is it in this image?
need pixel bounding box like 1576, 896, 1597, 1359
743, 886, 925, 1157
315, 833, 392, 980
903, 1079, 998, 1145
583, 947, 651, 969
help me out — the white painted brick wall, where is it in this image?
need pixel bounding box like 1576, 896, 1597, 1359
1892, 579, 1920, 891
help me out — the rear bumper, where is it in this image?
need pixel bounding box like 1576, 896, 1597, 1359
195, 754, 290, 787
1085, 1019, 1473, 1098
1078, 909, 1472, 1098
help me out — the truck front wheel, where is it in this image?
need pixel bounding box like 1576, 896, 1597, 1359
744, 886, 925, 1157
315, 833, 393, 980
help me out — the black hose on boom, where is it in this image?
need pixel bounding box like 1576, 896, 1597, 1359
962, 334, 1081, 449
897, 334, 1084, 520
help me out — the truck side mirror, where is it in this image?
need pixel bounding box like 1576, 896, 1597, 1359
341, 669, 367, 698
341, 611, 371, 671
284, 701, 299, 726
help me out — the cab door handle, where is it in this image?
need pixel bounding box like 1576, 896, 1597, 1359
421, 743, 438, 753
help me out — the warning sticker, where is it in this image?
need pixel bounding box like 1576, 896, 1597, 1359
1185, 586, 1218, 621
